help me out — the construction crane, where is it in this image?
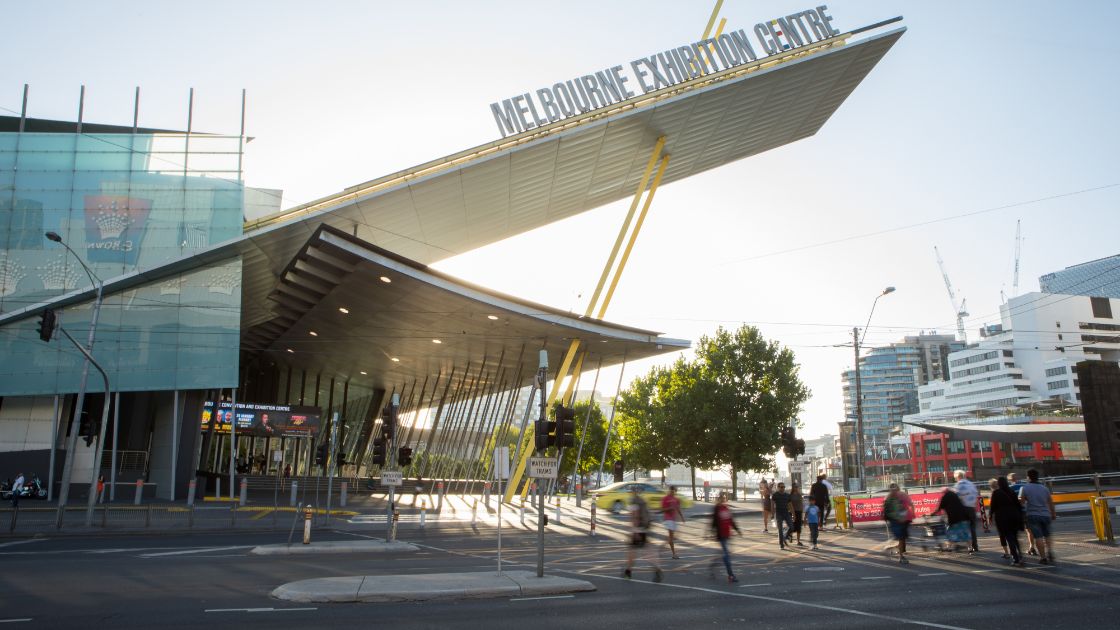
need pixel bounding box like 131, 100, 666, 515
1012, 219, 1022, 297
934, 246, 968, 342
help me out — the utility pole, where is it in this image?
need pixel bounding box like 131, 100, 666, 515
853, 326, 865, 492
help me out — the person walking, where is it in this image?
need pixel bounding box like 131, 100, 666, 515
1009, 472, 1036, 555
788, 483, 805, 547
1019, 469, 1057, 565
987, 478, 1008, 558
806, 497, 822, 550
990, 476, 1025, 566
661, 485, 685, 559
759, 480, 772, 533
771, 482, 793, 550
935, 487, 971, 550
10, 472, 24, 509
624, 486, 662, 581
710, 492, 740, 582
953, 470, 980, 553
883, 483, 914, 564
810, 474, 831, 530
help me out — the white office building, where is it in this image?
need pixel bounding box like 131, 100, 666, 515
911, 292, 1120, 420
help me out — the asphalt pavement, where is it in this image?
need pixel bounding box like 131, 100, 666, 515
1, 501, 1118, 629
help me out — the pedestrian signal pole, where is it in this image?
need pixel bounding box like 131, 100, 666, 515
535, 350, 548, 578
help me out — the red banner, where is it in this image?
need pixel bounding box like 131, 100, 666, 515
848, 491, 945, 523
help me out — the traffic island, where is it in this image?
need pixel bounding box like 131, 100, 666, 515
271, 570, 596, 603
250, 540, 418, 555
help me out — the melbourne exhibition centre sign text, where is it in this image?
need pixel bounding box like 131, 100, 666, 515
489, 6, 843, 138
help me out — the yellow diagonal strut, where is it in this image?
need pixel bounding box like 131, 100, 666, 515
504, 137, 669, 502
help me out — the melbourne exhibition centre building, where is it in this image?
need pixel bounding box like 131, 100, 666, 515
0, 11, 904, 502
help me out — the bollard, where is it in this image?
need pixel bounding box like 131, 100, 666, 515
187, 479, 197, 507
471, 498, 478, 525
188, 504, 194, 529
390, 509, 400, 542
436, 481, 445, 513
239, 478, 248, 507
290, 481, 298, 507
145, 503, 152, 528
101, 505, 108, 528
303, 505, 313, 544
575, 482, 582, 508
520, 498, 526, 526
215, 477, 221, 499
484, 482, 491, 510
590, 501, 597, 536
420, 499, 427, 529
703, 480, 710, 502
9, 506, 17, 533
555, 498, 562, 524
133, 479, 144, 505
340, 481, 348, 507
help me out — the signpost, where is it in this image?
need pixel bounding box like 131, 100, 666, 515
381, 471, 403, 487
528, 457, 558, 480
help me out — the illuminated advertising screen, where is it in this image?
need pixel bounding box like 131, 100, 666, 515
200, 401, 321, 438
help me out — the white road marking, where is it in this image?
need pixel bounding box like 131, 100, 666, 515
0, 620, 32, 624
919, 572, 948, 577
573, 571, 971, 630
204, 608, 317, 613
141, 545, 253, 557
861, 576, 892, 580
970, 569, 1002, 573
0, 539, 44, 549
509, 595, 575, 602
802, 579, 833, 583
737, 583, 772, 588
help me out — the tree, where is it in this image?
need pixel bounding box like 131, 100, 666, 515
557, 400, 618, 481
696, 325, 811, 496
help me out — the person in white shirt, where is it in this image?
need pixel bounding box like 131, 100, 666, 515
953, 470, 979, 552
11, 472, 24, 509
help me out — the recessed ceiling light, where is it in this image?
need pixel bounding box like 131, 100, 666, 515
286, 348, 294, 353
487, 315, 499, 320
338, 307, 349, 314
391, 357, 400, 362
309, 331, 318, 337
379, 276, 392, 283
432, 339, 442, 344
360, 371, 367, 375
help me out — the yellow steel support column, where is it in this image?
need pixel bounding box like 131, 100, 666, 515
504, 137, 668, 502
701, 0, 724, 39
598, 154, 670, 319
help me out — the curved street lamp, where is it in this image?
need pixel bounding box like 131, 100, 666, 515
853, 286, 895, 492
45, 231, 109, 527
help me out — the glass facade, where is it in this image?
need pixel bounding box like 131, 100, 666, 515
0, 129, 243, 396
1039, 254, 1120, 299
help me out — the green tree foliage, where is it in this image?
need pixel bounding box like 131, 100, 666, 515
556, 400, 620, 479
615, 325, 810, 478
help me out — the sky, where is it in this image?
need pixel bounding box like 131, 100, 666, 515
5, 1, 1118, 440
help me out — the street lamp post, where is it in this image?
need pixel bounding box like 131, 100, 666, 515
853, 286, 895, 493
46, 231, 106, 527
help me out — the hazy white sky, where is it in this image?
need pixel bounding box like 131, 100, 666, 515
6, 1, 1118, 439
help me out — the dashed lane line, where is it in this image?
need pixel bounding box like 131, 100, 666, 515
509, 595, 575, 602
802, 579, 833, 583
140, 545, 254, 557
738, 583, 772, 588
0, 620, 32, 624
0, 539, 45, 549
204, 608, 317, 613
919, 572, 948, 577
861, 576, 892, 580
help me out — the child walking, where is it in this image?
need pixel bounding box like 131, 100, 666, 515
806, 497, 821, 550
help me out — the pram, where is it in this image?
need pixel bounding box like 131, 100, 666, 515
915, 516, 969, 552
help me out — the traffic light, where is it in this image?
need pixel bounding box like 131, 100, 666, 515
381, 404, 397, 440
37, 309, 56, 342
534, 418, 554, 452
371, 437, 387, 466
554, 404, 576, 448
78, 411, 95, 447
315, 441, 329, 467
398, 446, 412, 467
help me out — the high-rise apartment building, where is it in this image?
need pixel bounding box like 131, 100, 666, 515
1039, 255, 1120, 299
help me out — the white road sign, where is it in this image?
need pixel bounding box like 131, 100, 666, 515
381, 471, 403, 486
494, 447, 510, 480
528, 457, 558, 479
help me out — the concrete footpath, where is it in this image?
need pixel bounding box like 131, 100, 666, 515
271, 570, 596, 603
251, 539, 418, 555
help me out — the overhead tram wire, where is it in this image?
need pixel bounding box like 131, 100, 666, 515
719, 183, 1120, 266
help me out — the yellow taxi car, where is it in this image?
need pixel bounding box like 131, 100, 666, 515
591, 481, 694, 514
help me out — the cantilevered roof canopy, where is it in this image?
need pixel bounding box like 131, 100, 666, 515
904, 422, 1087, 442
253, 225, 687, 390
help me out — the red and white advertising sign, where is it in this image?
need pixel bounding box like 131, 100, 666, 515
848, 491, 946, 523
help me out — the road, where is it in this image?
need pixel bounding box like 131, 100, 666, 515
1, 509, 1118, 629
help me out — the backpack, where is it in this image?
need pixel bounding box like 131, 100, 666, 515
636, 498, 651, 529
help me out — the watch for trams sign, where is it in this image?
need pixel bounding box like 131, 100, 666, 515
489, 5, 842, 138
